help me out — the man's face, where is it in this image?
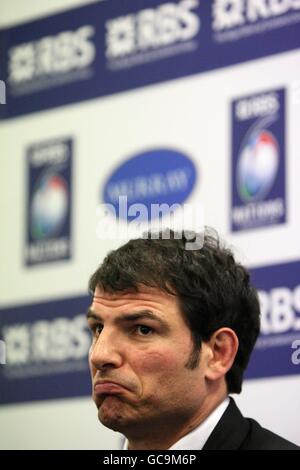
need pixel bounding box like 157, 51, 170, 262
87, 285, 209, 436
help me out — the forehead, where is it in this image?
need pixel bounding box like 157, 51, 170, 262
91, 285, 182, 320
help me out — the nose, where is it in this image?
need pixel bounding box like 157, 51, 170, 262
89, 328, 123, 371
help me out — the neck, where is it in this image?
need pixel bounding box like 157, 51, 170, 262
126, 388, 228, 450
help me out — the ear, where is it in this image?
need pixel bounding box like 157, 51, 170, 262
204, 328, 239, 382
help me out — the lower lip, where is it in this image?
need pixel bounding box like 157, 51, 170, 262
94, 383, 126, 394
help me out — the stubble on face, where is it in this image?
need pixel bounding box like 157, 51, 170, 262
89, 286, 204, 436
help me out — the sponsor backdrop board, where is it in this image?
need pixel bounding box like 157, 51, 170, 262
0, 0, 300, 448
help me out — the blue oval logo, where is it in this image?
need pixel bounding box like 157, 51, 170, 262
102, 148, 197, 221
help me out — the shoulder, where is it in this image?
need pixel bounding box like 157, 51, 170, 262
203, 398, 299, 450
241, 417, 300, 450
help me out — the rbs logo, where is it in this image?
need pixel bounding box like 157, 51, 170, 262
259, 286, 300, 335
105, 0, 200, 59
8, 25, 96, 84
212, 0, 300, 31
3, 315, 90, 365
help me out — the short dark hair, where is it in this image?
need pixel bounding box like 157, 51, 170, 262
89, 228, 260, 394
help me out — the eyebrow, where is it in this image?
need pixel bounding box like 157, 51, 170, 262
86, 308, 170, 331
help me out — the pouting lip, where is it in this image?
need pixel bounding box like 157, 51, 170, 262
93, 380, 129, 392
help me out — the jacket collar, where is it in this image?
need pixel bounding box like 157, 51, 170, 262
202, 398, 249, 450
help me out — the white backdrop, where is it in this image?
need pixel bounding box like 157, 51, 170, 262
0, 0, 300, 449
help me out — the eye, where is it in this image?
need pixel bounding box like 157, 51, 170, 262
91, 324, 103, 337
136, 325, 154, 336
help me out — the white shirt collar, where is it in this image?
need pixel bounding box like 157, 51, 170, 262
122, 397, 230, 450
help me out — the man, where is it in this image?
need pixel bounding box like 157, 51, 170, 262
87, 228, 299, 450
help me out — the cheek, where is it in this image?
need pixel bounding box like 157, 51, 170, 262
133, 349, 192, 406
135, 349, 180, 374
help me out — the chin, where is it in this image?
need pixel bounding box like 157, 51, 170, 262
97, 396, 128, 431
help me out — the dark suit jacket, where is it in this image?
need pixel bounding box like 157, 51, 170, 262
202, 398, 299, 450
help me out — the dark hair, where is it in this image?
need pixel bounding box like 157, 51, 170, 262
89, 228, 260, 394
